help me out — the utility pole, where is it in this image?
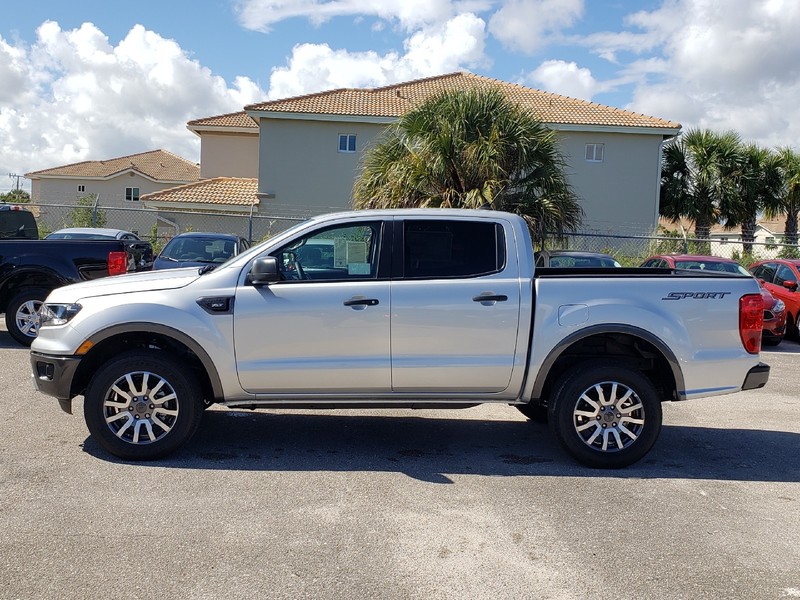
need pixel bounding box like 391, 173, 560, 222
7, 173, 22, 190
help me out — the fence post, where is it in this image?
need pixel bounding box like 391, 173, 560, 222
92, 194, 100, 227
248, 201, 255, 244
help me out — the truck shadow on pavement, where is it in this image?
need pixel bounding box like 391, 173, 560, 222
81, 409, 800, 483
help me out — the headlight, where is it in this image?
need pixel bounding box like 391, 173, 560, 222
774, 299, 786, 313
40, 303, 82, 327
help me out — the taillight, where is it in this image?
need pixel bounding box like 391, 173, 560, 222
739, 293, 763, 354
107, 251, 128, 276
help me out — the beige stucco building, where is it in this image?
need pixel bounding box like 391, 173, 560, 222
24, 150, 200, 235
242, 72, 682, 235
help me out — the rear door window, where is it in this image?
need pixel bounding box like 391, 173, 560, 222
402, 220, 505, 279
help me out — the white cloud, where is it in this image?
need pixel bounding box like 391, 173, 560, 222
488, 0, 583, 54
528, 59, 598, 100
235, 0, 463, 32
0, 22, 266, 190
267, 14, 487, 98
618, 0, 800, 147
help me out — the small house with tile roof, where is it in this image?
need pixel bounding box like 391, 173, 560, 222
241, 71, 682, 233
24, 149, 201, 234
186, 112, 259, 179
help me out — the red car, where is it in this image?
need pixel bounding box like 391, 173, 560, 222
750, 259, 800, 340
642, 255, 786, 345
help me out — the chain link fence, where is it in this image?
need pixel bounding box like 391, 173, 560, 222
31, 200, 306, 253
28, 198, 800, 266
543, 231, 799, 267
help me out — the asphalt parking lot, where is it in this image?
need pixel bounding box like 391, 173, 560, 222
1, 327, 799, 600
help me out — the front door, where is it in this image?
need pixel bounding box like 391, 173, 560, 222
234, 221, 391, 394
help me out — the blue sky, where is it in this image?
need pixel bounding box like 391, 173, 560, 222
2, 0, 799, 193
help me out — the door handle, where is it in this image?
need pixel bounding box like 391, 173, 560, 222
472, 294, 508, 303
343, 298, 380, 307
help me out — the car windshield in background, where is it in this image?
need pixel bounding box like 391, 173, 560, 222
674, 261, 751, 276
161, 237, 236, 263
552, 257, 620, 268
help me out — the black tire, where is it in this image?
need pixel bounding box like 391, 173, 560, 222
5, 288, 49, 346
788, 313, 799, 341
548, 361, 662, 468
516, 403, 548, 423
83, 350, 203, 460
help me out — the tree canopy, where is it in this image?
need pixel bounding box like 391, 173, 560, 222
352, 87, 583, 242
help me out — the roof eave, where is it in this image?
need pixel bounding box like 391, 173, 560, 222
142, 199, 258, 214
245, 109, 397, 125
187, 125, 259, 136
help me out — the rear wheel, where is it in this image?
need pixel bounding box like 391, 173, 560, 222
549, 361, 662, 468
5, 288, 48, 346
787, 313, 799, 341
83, 350, 203, 460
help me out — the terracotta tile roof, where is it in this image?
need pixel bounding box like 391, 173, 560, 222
141, 177, 259, 206
245, 72, 681, 130
25, 149, 200, 182
187, 111, 258, 129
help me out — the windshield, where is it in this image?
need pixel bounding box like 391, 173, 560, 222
161, 237, 237, 264
674, 260, 751, 276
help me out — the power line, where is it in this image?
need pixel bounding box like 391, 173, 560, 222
7, 173, 22, 191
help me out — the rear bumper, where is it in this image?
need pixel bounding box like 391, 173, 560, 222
30, 351, 82, 412
742, 362, 770, 391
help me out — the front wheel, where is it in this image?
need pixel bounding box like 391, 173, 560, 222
83, 350, 204, 460
549, 362, 662, 468
5, 288, 48, 346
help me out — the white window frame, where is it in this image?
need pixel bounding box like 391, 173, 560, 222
585, 143, 605, 163
338, 134, 357, 153
77, 184, 85, 193
125, 187, 140, 202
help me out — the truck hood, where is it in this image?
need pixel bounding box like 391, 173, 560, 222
46, 268, 202, 302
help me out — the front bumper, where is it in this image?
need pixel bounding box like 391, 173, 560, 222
30, 351, 82, 413
742, 362, 770, 391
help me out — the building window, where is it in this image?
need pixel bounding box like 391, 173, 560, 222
77, 185, 85, 193
125, 187, 140, 202
585, 143, 605, 162
338, 134, 356, 153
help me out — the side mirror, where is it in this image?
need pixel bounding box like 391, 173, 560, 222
250, 256, 280, 286
784, 279, 798, 291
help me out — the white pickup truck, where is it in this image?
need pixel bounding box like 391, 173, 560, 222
30, 209, 769, 468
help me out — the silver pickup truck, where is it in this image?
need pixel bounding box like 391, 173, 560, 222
30, 209, 769, 467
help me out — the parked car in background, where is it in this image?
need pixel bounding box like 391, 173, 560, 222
534, 250, 621, 268
153, 232, 250, 270
750, 259, 800, 339
759, 285, 787, 346
0, 204, 39, 239
641, 254, 785, 345
46, 227, 142, 241
640, 254, 752, 275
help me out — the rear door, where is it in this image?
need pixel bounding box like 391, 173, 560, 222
389, 217, 521, 393
234, 220, 392, 394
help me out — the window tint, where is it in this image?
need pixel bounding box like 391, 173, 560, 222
273, 222, 381, 281
775, 264, 796, 286
751, 264, 774, 282
403, 220, 504, 278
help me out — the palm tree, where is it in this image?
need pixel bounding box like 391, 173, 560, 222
660, 129, 742, 248
765, 147, 800, 247
352, 88, 582, 242
724, 144, 782, 254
